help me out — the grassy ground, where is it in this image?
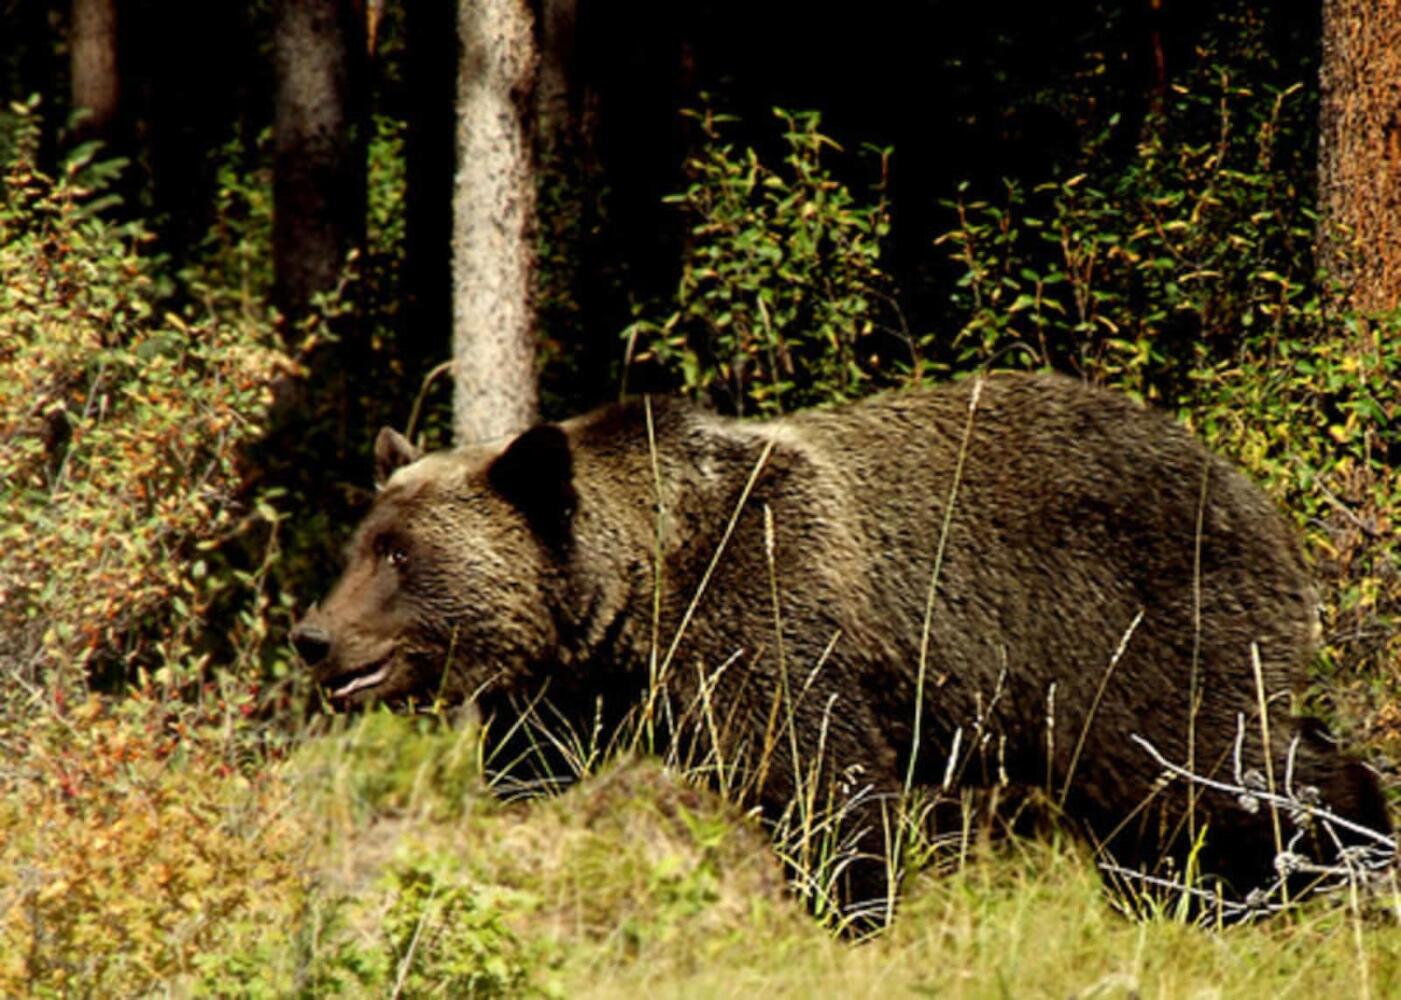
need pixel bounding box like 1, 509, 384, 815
8, 706, 1393, 997
293, 716, 1401, 1000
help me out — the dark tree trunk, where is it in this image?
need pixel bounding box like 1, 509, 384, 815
1317, 0, 1401, 313
403, 0, 458, 372
70, 0, 119, 144
272, 0, 365, 329
1146, 0, 1167, 118
138, 1, 258, 261
534, 0, 578, 161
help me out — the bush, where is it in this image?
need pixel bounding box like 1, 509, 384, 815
0, 100, 294, 690
0, 100, 309, 994
627, 107, 905, 417
936, 70, 1318, 400
0, 694, 312, 995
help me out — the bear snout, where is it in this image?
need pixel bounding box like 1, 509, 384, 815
290, 619, 332, 666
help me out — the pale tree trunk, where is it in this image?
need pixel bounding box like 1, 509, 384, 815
1317, 0, 1401, 314
452, 0, 540, 444
273, 0, 364, 328
70, 0, 119, 144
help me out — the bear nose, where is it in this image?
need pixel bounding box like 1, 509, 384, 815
290, 621, 332, 666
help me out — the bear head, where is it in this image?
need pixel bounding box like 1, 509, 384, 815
291, 423, 579, 707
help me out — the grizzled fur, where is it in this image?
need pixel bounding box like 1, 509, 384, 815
294, 373, 1390, 921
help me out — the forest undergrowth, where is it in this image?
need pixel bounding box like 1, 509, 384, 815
1, 47, 1399, 996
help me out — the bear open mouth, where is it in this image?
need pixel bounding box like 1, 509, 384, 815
326, 658, 393, 700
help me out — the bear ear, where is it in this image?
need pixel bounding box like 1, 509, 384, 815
374, 426, 422, 488
487, 423, 578, 551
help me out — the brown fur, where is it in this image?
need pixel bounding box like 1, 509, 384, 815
294, 373, 1389, 922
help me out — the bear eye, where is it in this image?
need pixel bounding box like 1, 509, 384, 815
372, 533, 409, 569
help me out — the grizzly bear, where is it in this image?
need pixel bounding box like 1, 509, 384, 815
292, 373, 1390, 925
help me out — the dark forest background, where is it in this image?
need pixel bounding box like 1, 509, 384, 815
2, 1, 1323, 411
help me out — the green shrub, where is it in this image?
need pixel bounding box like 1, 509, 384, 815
185, 128, 276, 315
627, 107, 904, 417
378, 857, 547, 998
0, 100, 292, 689
937, 71, 1317, 400
1191, 319, 1401, 713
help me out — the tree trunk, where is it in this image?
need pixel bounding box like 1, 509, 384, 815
1146, 0, 1166, 119
139, 2, 254, 263
272, 0, 364, 328
535, 0, 578, 161
1317, 0, 1401, 314
452, 0, 540, 444
404, 0, 458, 372
70, 0, 119, 144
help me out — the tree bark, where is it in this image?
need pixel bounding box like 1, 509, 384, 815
535, 0, 578, 161
404, 0, 458, 371
452, 0, 540, 444
138, 2, 255, 262
70, 0, 119, 144
1317, 0, 1401, 314
272, 0, 364, 328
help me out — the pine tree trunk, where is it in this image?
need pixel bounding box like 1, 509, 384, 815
404, 0, 458, 373
272, 0, 364, 328
452, 0, 540, 444
70, 0, 119, 144
535, 0, 578, 161
1317, 0, 1401, 314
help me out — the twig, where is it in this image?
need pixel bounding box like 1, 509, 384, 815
1129, 732, 1395, 849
